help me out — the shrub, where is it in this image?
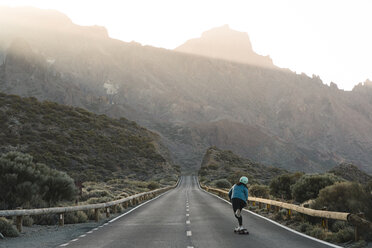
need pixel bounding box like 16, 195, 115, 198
64, 211, 88, 224
335, 227, 354, 243
214, 179, 231, 189
22, 216, 34, 227
0, 152, 77, 209
291, 173, 342, 203
312, 182, 372, 220
147, 181, 160, 190
299, 222, 313, 232
307, 226, 325, 239
207, 163, 219, 170
32, 214, 57, 225
0, 217, 19, 237
269, 172, 303, 200
249, 184, 270, 198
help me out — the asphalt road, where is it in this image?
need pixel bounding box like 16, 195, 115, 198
60, 176, 339, 248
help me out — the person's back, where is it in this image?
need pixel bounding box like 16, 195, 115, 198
229, 183, 248, 202
228, 176, 249, 233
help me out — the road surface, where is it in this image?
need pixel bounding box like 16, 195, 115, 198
60, 176, 339, 248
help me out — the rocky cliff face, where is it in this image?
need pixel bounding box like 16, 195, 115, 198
175, 25, 275, 68
1, 7, 372, 174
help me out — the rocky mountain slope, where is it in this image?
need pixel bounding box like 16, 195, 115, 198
1, 7, 372, 173
175, 24, 275, 68
0, 92, 179, 182
199, 147, 287, 185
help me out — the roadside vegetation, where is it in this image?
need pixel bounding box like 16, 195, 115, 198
0, 93, 180, 237
199, 146, 372, 246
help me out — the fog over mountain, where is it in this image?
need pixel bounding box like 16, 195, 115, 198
1, 7, 372, 174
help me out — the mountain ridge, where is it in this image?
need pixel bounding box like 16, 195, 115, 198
1, 7, 372, 174
175, 24, 276, 68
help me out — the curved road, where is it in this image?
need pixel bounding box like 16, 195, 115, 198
60, 176, 339, 248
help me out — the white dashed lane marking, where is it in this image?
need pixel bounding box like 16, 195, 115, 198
186, 213, 189, 216
71, 239, 78, 242
59, 244, 69, 247
186, 220, 190, 224
79, 234, 86, 238
186, 231, 192, 236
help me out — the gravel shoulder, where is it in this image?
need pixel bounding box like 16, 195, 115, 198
0, 209, 133, 248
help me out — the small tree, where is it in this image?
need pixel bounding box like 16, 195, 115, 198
269, 172, 303, 200
291, 173, 342, 203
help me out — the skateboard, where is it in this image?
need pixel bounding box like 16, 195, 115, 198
234, 228, 249, 235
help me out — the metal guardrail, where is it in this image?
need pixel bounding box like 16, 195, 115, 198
0, 181, 179, 232
202, 185, 371, 241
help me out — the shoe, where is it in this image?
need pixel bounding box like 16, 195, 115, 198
238, 226, 245, 231
234, 226, 240, 232
235, 209, 241, 218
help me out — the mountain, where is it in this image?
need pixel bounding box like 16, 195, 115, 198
199, 147, 287, 185
175, 25, 275, 68
1, 7, 372, 174
328, 163, 371, 184
0, 92, 179, 182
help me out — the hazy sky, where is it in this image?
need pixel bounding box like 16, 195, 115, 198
1, 0, 371, 90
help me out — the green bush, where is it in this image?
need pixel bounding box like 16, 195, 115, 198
249, 184, 270, 198
32, 214, 57, 225
312, 182, 372, 220
299, 222, 313, 232
269, 172, 303, 200
0, 152, 77, 209
291, 173, 342, 203
22, 216, 34, 227
214, 179, 231, 189
335, 227, 354, 243
64, 211, 88, 224
330, 220, 347, 233
147, 181, 160, 190
307, 226, 325, 239
0, 217, 19, 237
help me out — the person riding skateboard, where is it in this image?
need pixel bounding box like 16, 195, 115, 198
228, 176, 249, 234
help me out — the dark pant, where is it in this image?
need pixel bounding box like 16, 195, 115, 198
231, 198, 246, 226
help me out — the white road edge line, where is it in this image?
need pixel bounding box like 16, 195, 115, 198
70, 239, 78, 242
108, 190, 171, 223
56, 185, 174, 248
197, 177, 342, 248
79, 234, 86, 238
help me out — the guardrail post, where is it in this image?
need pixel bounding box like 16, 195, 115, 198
259, 202, 262, 209
266, 204, 270, 212
287, 209, 292, 219
94, 208, 99, 222
275, 206, 280, 213
59, 213, 64, 226
354, 225, 360, 241
321, 218, 328, 231
105, 207, 110, 218
16, 216, 23, 232
252, 201, 256, 206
